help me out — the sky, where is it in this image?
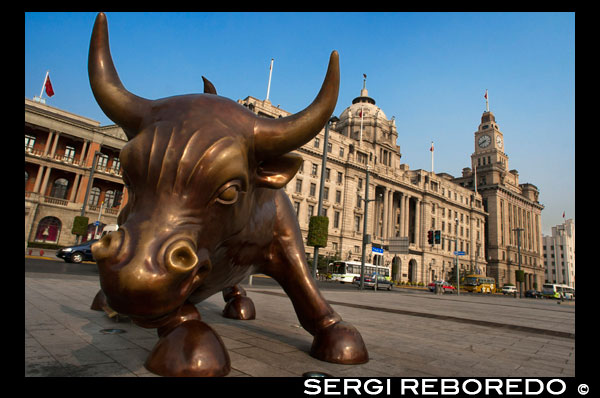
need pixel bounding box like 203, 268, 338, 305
25, 12, 574, 235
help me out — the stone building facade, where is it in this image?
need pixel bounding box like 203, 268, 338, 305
239, 86, 488, 284
25, 88, 489, 286
452, 110, 545, 290
25, 98, 128, 248
542, 219, 575, 288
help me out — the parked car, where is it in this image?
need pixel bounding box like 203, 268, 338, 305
352, 275, 394, 291
501, 285, 518, 295
56, 239, 98, 263
525, 289, 542, 298
427, 280, 456, 293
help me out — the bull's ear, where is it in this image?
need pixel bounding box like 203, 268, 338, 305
256, 153, 303, 189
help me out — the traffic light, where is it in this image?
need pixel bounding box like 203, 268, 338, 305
434, 230, 441, 244
427, 230, 434, 245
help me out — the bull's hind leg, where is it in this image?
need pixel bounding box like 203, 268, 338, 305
222, 285, 256, 320
261, 194, 368, 364
144, 302, 230, 377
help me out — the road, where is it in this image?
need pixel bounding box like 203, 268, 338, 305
25, 257, 564, 303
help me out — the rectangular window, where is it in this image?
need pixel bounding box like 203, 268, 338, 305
334, 211, 340, 228
64, 146, 76, 163
25, 135, 36, 151
295, 179, 303, 193
309, 183, 316, 197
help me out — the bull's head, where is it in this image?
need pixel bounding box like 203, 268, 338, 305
89, 13, 338, 324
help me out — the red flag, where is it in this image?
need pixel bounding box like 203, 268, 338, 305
562, 211, 565, 218
430, 142, 434, 152
45, 75, 55, 97
484, 91, 487, 99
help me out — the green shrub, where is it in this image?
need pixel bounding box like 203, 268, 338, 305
307, 216, 328, 248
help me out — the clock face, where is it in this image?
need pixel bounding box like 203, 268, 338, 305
478, 134, 491, 148
496, 135, 503, 148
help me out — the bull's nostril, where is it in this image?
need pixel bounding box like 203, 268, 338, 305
167, 242, 198, 272
92, 230, 122, 261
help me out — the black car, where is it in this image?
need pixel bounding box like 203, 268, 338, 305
56, 240, 98, 263
525, 289, 542, 298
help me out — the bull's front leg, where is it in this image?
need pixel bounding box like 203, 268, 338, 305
260, 194, 369, 364
143, 302, 230, 377
222, 284, 256, 320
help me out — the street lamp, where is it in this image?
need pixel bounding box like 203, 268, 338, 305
312, 116, 339, 279
455, 217, 460, 296
513, 227, 524, 298
358, 166, 380, 291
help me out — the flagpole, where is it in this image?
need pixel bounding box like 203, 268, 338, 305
266, 59, 274, 101
485, 89, 489, 112
39, 70, 49, 99
431, 141, 434, 173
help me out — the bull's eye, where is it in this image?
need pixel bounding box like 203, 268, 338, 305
215, 181, 241, 205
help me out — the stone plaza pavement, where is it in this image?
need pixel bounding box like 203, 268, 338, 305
25, 272, 575, 377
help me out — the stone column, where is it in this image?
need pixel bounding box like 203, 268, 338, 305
33, 165, 45, 193
39, 166, 53, 197
414, 198, 421, 247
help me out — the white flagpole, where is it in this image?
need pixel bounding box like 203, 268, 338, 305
266, 59, 274, 101
39, 70, 49, 99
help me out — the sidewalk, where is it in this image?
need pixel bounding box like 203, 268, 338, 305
25, 272, 575, 377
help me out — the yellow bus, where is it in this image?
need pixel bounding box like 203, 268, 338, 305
463, 274, 496, 294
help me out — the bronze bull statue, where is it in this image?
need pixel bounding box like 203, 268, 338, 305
88, 12, 368, 376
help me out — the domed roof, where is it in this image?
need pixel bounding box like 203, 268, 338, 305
339, 86, 388, 122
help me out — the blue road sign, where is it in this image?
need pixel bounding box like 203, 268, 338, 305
453, 251, 466, 256
372, 247, 384, 254
93, 221, 100, 226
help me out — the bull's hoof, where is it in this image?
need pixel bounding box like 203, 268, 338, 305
223, 296, 256, 320
145, 320, 231, 377
310, 321, 369, 364
90, 289, 107, 311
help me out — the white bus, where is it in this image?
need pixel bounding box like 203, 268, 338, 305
541, 283, 575, 300
329, 260, 390, 283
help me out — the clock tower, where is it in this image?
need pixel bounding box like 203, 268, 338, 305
454, 106, 545, 292
473, 110, 508, 179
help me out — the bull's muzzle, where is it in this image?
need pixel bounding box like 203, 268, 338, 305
93, 229, 199, 271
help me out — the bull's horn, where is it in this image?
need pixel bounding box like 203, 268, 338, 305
88, 12, 152, 140
202, 76, 217, 95
254, 51, 339, 159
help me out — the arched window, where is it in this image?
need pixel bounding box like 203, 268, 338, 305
51, 178, 69, 199
34, 216, 62, 243
104, 190, 115, 208
88, 187, 101, 206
